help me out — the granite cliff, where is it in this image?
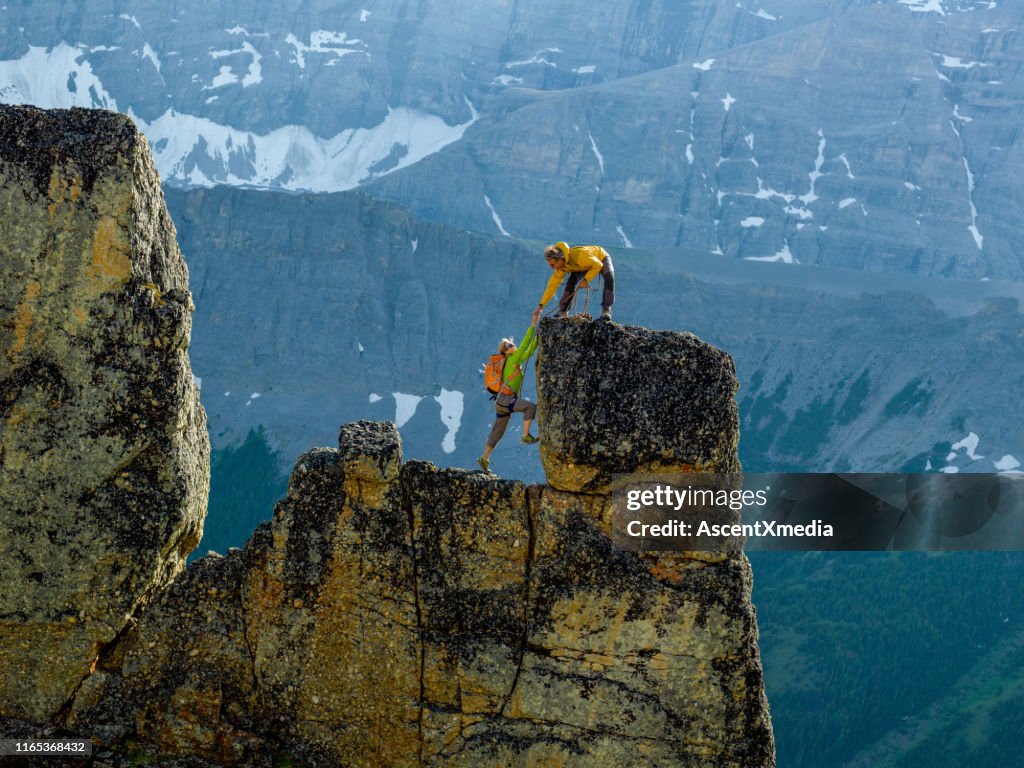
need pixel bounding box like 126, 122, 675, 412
0, 105, 773, 766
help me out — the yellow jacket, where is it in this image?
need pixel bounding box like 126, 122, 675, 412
538, 242, 608, 307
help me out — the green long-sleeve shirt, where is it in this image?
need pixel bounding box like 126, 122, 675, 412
502, 324, 538, 394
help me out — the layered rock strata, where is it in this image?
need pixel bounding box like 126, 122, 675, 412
0, 105, 209, 723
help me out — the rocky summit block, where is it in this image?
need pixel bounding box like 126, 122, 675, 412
0, 105, 209, 723
536, 317, 741, 493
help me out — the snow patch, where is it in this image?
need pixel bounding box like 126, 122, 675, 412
905, 181, 922, 190
799, 130, 825, 205
963, 157, 984, 250
952, 432, 984, 460
131, 99, 478, 192
491, 74, 523, 86
207, 66, 238, 89
142, 43, 161, 73
505, 48, 561, 69
693, 58, 715, 71
369, 393, 382, 403
360, 9, 371, 22
434, 388, 464, 454
953, 104, 973, 122
740, 216, 765, 227
588, 132, 605, 175
573, 65, 596, 74
752, 8, 778, 20
995, 455, 1021, 472
484, 195, 510, 237
784, 206, 813, 220
686, 144, 694, 164
747, 240, 796, 264
939, 54, 979, 68
751, 177, 795, 204
286, 31, 366, 69
898, 0, 946, 14
0, 43, 118, 110
616, 225, 633, 248
393, 393, 423, 428
119, 14, 141, 29
839, 197, 856, 209
839, 153, 855, 179
721, 93, 736, 111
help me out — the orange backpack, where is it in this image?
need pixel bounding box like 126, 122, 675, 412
484, 354, 516, 397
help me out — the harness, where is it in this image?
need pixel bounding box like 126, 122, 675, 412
492, 360, 526, 418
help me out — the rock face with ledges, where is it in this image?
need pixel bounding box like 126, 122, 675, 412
0, 104, 208, 724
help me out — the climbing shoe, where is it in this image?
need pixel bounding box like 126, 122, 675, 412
477, 456, 490, 472
600, 308, 612, 320
521, 433, 539, 445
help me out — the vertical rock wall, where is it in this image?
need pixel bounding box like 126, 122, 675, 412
0, 105, 209, 723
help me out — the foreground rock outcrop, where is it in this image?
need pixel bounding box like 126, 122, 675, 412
66, 421, 772, 767
0, 105, 771, 767
0, 105, 209, 724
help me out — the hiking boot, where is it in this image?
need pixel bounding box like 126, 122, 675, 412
476, 456, 490, 472
600, 308, 612, 320
521, 433, 539, 445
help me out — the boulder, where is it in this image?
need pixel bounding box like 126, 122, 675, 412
0, 105, 208, 723
536, 316, 741, 493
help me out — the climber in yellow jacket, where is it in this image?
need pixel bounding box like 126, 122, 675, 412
538, 242, 615, 320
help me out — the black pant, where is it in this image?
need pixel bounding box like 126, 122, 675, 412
558, 255, 615, 312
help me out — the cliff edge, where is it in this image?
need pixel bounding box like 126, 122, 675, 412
0, 105, 772, 767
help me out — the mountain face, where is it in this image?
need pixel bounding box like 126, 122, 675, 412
165, 185, 1024, 489
3, 0, 1024, 276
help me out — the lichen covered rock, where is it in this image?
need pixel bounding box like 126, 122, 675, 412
68, 423, 772, 767
0, 107, 770, 767
536, 317, 741, 493
0, 105, 208, 723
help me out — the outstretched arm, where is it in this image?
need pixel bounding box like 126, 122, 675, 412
538, 269, 565, 308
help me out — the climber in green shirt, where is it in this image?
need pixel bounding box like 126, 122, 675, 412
478, 307, 541, 473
